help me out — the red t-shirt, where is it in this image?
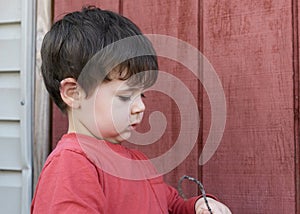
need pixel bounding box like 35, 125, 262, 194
31, 133, 199, 213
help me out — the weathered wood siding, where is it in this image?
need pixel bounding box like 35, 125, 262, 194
202, 1, 296, 213
33, 0, 52, 190
52, 1, 299, 213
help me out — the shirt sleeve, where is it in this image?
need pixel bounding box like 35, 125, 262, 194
166, 184, 199, 214
31, 149, 107, 214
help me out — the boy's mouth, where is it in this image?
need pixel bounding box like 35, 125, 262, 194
130, 123, 139, 130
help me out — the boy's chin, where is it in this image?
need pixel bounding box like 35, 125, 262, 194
109, 132, 132, 144
118, 132, 132, 141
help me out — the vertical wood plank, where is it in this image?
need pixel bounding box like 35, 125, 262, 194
54, 0, 120, 21
33, 0, 52, 189
295, 0, 300, 212
122, 0, 201, 196
202, 0, 295, 213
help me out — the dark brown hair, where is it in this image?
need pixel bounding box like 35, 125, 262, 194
41, 6, 158, 112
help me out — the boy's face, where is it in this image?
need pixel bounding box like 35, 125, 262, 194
74, 79, 146, 143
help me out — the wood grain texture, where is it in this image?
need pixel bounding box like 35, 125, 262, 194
295, 0, 300, 213
51, 0, 299, 213
33, 0, 52, 190
122, 0, 201, 197
54, 0, 120, 21
202, 0, 295, 213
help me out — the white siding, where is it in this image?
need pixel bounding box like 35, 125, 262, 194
0, 122, 21, 170
0, 39, 21, 70
0, 73, 21, 120
0, 171, 22, 214
0, 0, 21, 23
0, 0, 35, 213
0, 88, 21, 120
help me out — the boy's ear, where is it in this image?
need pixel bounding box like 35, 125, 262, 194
60, 78, 85, 109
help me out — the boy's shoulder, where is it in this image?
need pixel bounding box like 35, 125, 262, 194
44, 133, 87, 167
51, 133, 83, 153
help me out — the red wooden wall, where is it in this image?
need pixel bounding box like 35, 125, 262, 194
201, 1, 298, 213
52, 0, 300, 213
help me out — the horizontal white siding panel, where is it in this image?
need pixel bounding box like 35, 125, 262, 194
0, 72, 20, 87
0, 171, 21, 214
0, 121, 20, 138
0, 39, 20, 71
0, 23, 21, 40
0, 89, 20, 120
0, 137, 21, 169
0, 0, 21, 23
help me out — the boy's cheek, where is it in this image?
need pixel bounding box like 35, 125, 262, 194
111, 102, 132, 118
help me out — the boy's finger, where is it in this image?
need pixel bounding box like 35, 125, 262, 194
197, 208, 211, 214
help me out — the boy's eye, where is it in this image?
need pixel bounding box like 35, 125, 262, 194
117, 92, 145, 102
118, 96, 131, 102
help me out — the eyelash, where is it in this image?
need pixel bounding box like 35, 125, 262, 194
118, 96, 131, 101
118, 93, 146, 102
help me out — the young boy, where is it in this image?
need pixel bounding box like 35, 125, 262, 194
31, 6, 231, 214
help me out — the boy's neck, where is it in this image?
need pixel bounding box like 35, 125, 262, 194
66, 110, 123, 145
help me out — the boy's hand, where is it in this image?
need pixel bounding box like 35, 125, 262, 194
195, 197, 232, 214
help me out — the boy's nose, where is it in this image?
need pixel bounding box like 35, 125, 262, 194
131, 96, 145, 114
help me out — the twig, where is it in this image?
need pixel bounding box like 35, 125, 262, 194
178, 175, 213, 214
